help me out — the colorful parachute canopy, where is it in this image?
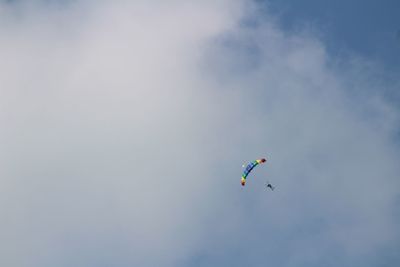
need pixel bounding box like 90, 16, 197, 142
241, 158, 266, 186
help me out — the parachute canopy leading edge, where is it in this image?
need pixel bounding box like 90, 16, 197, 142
241, 158, 266, 186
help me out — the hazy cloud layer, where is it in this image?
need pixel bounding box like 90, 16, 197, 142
1, 1, 399, 267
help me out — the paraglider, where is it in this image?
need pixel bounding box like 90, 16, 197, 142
265, 182, 275, 191
241, 158, 276, 190
241, 158, 267, 186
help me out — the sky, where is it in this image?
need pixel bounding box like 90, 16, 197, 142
265, 0, 400, 72
0, 1, 399, 267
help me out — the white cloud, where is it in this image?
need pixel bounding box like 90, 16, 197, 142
0, 1, 399, 267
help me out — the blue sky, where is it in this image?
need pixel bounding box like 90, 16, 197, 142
265, 0, 400, 71
0, 1, 399, 267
